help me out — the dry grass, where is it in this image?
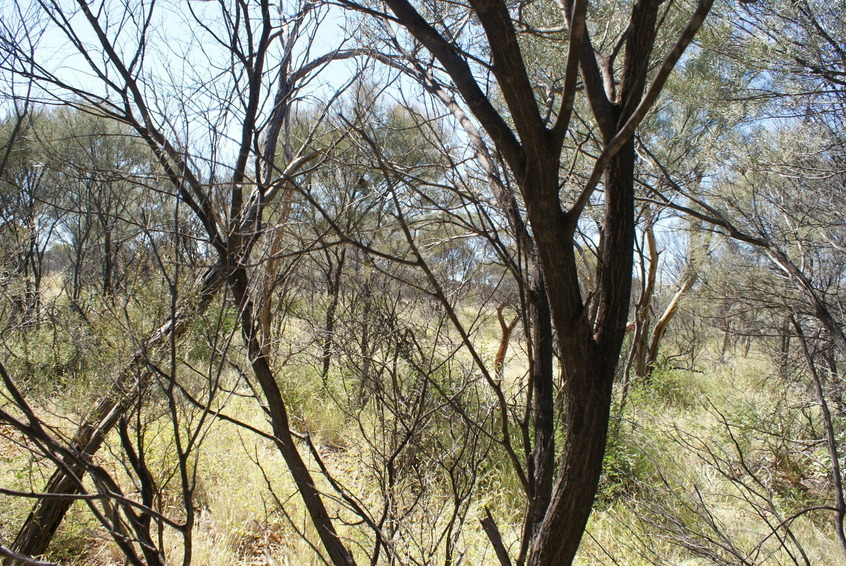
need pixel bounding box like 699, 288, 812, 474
3, 340, 844, 565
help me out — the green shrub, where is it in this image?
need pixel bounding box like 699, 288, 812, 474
598, 426, 661, 505
634, 358, 703, 409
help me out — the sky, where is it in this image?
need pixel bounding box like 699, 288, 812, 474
1, 0, 364, 174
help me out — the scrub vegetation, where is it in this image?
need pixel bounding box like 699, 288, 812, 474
1, 0, 845, 564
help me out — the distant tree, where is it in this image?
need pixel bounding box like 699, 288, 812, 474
31, 110, 155, 302
0, 112, 56, 325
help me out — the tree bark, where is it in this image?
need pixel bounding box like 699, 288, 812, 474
523, 270, 555, 541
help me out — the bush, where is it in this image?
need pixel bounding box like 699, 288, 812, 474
598, 425, 661, 505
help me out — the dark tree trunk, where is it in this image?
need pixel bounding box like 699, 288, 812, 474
523, 139, 636, 566
322, 248, 346, 380
227, 269, 357, 566
523, 271, 555, 537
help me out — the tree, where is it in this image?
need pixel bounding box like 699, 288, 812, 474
0, 112, 57, 325
332, 0, 716, 563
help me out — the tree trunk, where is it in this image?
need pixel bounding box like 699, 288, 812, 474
643, 272, 694, 372
630, 206, 658, 377
102, 224, 114, 297
322, 249, 346, 380
522, 270, 555, 541
522, 129, 636, 565
227, 269, 357, 566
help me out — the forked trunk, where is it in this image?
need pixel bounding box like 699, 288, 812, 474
525, 142, 635, 566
